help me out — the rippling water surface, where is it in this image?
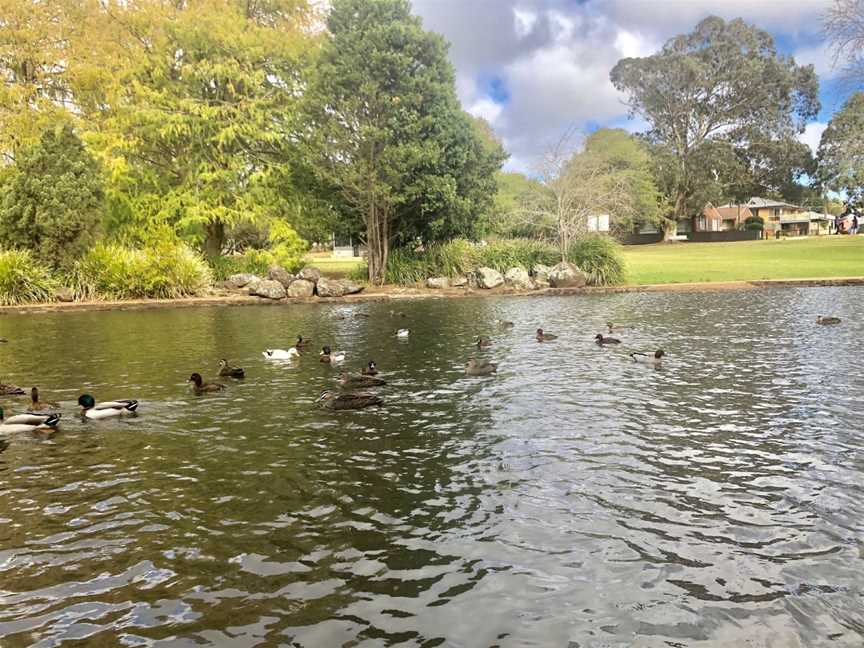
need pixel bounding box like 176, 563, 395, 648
1, 289, 863, 647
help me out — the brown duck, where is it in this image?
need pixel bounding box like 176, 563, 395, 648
189, 373, 226, 394
336, 372, 386, 389
316, 390, 383, 410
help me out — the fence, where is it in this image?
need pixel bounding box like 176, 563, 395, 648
687, 230, 762, 243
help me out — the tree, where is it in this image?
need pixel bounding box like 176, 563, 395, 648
817, 92, 864, 207
91, 0, 316, 259
486, 171, 552, 238
518, 128, 661, 259
824, 0, 864, 86
0, 123, 104, 269
305, 0, 501, 282
610, 16, 820, 239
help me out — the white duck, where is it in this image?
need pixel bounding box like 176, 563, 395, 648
396, 329, 410, 338
263, 348, 300, 360
78, 394, 139, 419
0, 407, 61, 433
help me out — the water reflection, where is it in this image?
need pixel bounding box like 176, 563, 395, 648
0, 288, 863, 646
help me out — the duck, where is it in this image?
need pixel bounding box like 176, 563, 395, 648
361, 361, 379, 376
0, 407, 61, 433
218, 359, 245, 379
336, 371, 387, 389
536, 328, 558, 342
497, 320, 515, 328
29, 387, 60, 412
315, 390, 383, 410
396, 328, 410, 338
607, 321, 628, 333
0, 380, 25, 396
476, 336, 492, 348
78, 394, 139, 419
263, 348, 299, 360
595, 334, 621, 345
390, 310, 407, 318
630, 349, 665, 366
353, 313, 370, 319
189, 373, 225, 394
465, 358, 497, 376
294, 335, 312, 350
319, 346, 346, 363
816, 315, 841, 325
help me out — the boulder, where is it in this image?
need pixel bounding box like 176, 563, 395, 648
548, 261, 587, 288
298, 267, 322, 284
287, 279, 315, 298
504, 267, 533, 290
426, 277, 449, 289
55, 287, 75, 302
474, 267, 504, 289
226, 273, 259, 289
248, 279, 287, 300
267, 265, 295, 288
451, 275, 469, 288
316, 277, 363, 297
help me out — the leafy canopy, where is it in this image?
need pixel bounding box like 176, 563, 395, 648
817, 92, 864, 207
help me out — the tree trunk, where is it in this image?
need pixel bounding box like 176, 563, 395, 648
204, 220, 225, 260
663, 192, 686, 242
366, 202, 389, 285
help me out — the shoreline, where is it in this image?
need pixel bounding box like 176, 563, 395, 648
4, 276, 864, 315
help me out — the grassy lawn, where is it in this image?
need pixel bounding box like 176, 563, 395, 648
624, 236, 864, 285
306, 253, 365, 278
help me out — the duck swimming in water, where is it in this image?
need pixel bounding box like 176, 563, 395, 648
218, 359, 245, 378
816, 315, 841, 325
189, 373, 225, 394
0, 381, 25, 396
294, 335, 312, 350
595, 334, 621, 345
536, 328, 558, 342
476, 336, 492, 348
29, 387, 59, 412
78, 395, 139, 419
497, 320, 514, 328
316, 390, 383, 410
336, 371, 386, 389
396, 328, 410, 338
0, 407, 60, 433
361, 361, 379, 376
630, 349, 665, 366
465, 358, 497, 376
263, 348, 299, 360
319, 346, 346, 363
607, 321, 628, 333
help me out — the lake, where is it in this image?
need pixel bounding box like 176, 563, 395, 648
1, 289, 863, 647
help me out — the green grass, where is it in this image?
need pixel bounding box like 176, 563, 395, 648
623, 237, 864, 285
306, 255, 365, 278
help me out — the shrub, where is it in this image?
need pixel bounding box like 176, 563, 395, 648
208, 221, 308, 280
74, 243, 212, 300
744, 215, 765, 231
0, 123, 103, 270
474, 238, 558, 271
0, 249, 57, 305
566, 235, 626, 286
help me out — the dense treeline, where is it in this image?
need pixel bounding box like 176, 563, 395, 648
0, 0, 505, 287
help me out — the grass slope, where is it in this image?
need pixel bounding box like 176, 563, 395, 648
623, 237, 864, 285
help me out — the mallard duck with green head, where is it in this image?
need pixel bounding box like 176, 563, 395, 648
78, 395, 139, 419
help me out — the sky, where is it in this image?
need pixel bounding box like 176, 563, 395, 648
410, 0, 850, 174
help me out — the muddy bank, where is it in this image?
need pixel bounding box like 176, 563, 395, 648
4, 276, 864, 315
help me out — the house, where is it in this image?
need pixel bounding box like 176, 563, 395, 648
696, 202, 754, 232
744, 197, 810, 237
586, 214, 610, 233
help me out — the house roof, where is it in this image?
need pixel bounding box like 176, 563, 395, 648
746, 197, 803, 210
715, 205, 753, 220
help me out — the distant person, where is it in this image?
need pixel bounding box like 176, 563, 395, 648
853, 214, 859, 235
835, 213, 843, 235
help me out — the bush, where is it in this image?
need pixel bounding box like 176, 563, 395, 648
744, 216, 765, 231
208, 221, 308, 280
0, 249, 57, 305
566, 235, 626, 286
74, 243, 212, 300
0, 123, 103, 270
474, 238, 558, 271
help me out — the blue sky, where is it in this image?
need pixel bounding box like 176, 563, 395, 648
411, 0, 851, 173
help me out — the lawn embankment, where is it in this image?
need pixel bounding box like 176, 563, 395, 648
623, 237, 864, 285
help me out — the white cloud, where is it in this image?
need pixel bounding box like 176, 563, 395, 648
513, 8, 537, 39
799, 121, 827, 154
794, 44, 839, 80
411, 0, 834, 173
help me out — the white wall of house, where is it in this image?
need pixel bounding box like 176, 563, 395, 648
587, 214, 610, 232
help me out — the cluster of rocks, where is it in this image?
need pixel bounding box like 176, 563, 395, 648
219, 266, 363, 300
425, 261, 587, 291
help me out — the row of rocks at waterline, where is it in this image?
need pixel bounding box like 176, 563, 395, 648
218, 266, 363, 300
425, 262, 588, 292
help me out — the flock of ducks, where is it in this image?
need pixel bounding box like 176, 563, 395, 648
0, 313, 844, 431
